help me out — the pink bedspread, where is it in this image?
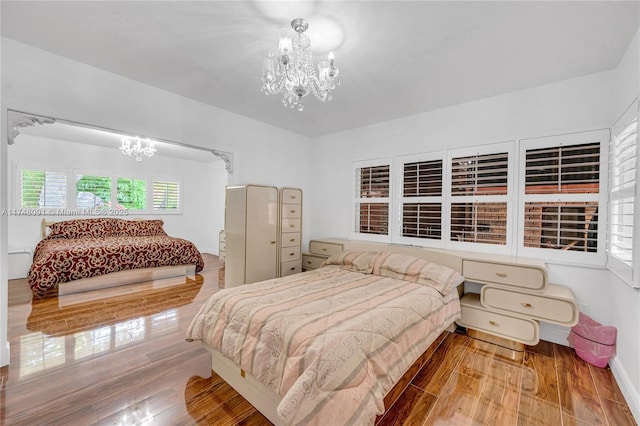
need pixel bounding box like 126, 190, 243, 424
28, 235, 204, 296
186, 265, 461, 425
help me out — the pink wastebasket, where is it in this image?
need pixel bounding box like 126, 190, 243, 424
567, 312, 617, 368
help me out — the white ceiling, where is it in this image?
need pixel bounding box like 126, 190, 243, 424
2, 1, 638, 138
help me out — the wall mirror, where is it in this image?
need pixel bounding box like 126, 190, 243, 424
6, 110, 232, 280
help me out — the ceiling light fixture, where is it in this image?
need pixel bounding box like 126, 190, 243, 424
120, 136, 156, 162
261, 18, 340, 111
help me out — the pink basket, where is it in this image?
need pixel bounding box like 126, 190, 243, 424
567, 312, 617, 368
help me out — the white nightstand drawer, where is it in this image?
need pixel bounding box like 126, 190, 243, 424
281, 246, 301, 261
458, 293, 539, 346
282, 205, 301, 219
281, 233, 301, 248
462, 259, 546, 291
481, 284, 578, 326
309, 240, 344, 257
281, 188, 302, 205
281, 260, 301, 276
302, 253, 327, 270
281, 218, 301, 233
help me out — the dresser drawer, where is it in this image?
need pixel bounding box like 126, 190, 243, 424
302, 253, 327, 270
309, 240, 344, 257
481, 284, 578, 326
458, 293, 539, 345
281, 260, 302, 276
462, 260, 546, 292
281, 218, 301, 233
281, 188, 302, 205
281, 246, 301, 262
281, 233, 301, 248
281, 204, 301, 219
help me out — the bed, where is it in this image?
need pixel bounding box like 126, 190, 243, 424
186, 248, 465, 425
28, 218, 204, 297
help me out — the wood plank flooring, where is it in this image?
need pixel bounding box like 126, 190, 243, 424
2, 254, 635, 425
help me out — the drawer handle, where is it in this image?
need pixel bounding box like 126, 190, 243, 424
290, 210, 296, 213
290, 195, 296, 199
322, 248, 327, 251
290, 267, 296, 271
290, 238, 295, 242
307, 260, 312, 264
496, 272, 507, 278
489, 321, 499, 327
290, 224, 295, 228
270, 241, 276, 244
521, 302, 533, 308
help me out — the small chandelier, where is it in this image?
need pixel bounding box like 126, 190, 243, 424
120, 136, 157, 162
261, 18, 340, 111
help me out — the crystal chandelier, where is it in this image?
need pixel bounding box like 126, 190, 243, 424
261, 18, 340, 111
120, 136, 157, 162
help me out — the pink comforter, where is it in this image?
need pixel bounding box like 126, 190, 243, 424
186, 265, 461, 425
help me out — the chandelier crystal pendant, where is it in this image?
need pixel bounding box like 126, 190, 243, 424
120, 136, 157, 162
261, 18, 340, 111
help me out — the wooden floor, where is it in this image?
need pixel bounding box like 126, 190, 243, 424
1, 254, 635, 425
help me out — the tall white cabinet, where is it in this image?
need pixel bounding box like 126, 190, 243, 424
224, 185, 279, 287
279, 187, 302, 277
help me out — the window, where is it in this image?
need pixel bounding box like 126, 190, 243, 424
18, 167, 66, 209
75, 174, 111, 209
608, 101, 638, 286
353, 160, 391, 240
117, 178, 147, 210
153, 180, 180, 211
14, 164, 182, 214
397, 153, 444, 244
448, 144, 513, 252
519, 130, 608, 263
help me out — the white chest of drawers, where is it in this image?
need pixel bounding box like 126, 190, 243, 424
302, 240, 345, 271
457, 255, 578, 346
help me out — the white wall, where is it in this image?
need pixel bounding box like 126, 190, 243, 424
7, 134, 226, 256
0, 37, 313, 368
311, 64, 640, 417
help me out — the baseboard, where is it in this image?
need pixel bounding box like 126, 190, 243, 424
539, 323, 570, 346
610, 357, 640, 423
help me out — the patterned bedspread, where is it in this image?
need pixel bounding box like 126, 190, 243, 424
28, 236, 204, 296
186, 265, 461, 425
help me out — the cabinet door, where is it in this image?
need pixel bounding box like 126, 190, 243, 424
246, 186, 278, 283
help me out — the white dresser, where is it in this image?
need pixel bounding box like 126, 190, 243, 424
302, 239, 345, 271
279, 188, 303, 277
457, 255, 578, 346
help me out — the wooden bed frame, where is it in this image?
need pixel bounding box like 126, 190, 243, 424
203, 241, 464, 425
39, 218, 197, 297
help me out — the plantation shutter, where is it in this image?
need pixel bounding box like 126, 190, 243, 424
20, 169, 66, 209
401, 159, 442, 239
153, 181, 181, 211
355, 164, 390, 236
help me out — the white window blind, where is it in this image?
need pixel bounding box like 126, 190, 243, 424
523, 142, 600, 252
153, 181, 181, 211
608, 102, 638, 285
450, 151, 509, 246
354, 162, 391, 238
20, 168, 66, 209
401, 158, 443, 240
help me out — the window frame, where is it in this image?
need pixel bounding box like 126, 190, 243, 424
517, 129, 609, 264
607, 100, 639, 287
351, 158, 393, 242
394, 151, 447, 248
